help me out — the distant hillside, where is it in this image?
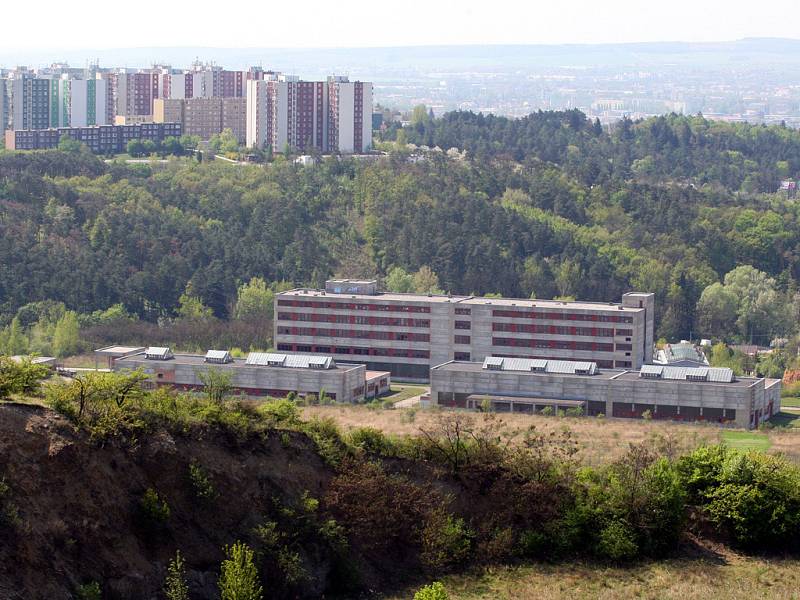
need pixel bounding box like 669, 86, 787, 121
6, 38, 800, 73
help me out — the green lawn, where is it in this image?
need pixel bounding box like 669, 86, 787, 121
381, 384, 428, 405
721, 430, 772, 451
780, 396, 800, 408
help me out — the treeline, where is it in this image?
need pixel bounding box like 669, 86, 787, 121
2, 111, 800, 351
399, 110, 800, 192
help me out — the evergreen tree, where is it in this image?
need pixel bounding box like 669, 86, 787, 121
164, 550, 189, 600
218, 541, 263, 600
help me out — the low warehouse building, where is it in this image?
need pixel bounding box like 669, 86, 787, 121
431, 357, 781, 429
114, 348, 370, 403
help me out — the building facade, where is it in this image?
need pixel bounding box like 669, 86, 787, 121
5, 122, 182, 153
430, 357, 781, 430
246, 75, 372, 153
113, 349, 371, 403
274, 279, 655, 381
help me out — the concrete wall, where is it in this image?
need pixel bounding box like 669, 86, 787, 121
115, 355, 367, 403
430, 363, 776, 429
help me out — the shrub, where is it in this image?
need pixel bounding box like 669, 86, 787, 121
219, 541, 263, 600
164, 550, 189, 600
324, 459, 434, 556
258, 398, 300, 426
420, 510, 472, 569
76, 581, 102, 600
575, 443, 686, 559
139, 487, 170, 526
0, 356, 51, 398
277, 546, 307, 585
680, 447, 800, 550
414, 581, 449, 600
540, 406, 554, 416
565, 406, 583, 417
0, 477, 21, 528
596, 520, 638, 561
188, 462, 215, 503
349, 427, 393, 455
303, 417, 351, 467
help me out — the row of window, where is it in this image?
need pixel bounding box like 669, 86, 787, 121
492, 338, 615, 352
276, 343, 430, 359
277, 326, 430, 342
492, 309, 634, 324
277, 312, 430, 328
493, 323, 618, 337
277, 299, 431, 313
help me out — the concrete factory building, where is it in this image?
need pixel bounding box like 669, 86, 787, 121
274, 279, 655, 382
113, 348, 389, 403
430, 357, 781, 430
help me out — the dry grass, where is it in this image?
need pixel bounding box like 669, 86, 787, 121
300, 405, 800, 465
385, 555, 800, 599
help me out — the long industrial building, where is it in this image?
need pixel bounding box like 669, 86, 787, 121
113, 348, 389, 403
430, 357, 781, 430
274, 279, 655, 382
5, 122, 182, 153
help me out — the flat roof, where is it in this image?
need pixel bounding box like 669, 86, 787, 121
431, 360, 624, 380
278, 288, 645, 312
95, 346, 147, 356
116, 353, 362, 373
432, 361, 767, 388
365, 370, 391, 379
614, 370, 759, 388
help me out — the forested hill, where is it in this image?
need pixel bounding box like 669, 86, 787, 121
403, 109, 800, 192
1, 111, 800, 351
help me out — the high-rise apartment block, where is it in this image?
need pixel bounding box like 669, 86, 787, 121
153, 96, 247, 144
247, 75, 372, 153
274, 280, 655, 381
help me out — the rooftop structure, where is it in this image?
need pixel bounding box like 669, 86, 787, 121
655, 341, 709, 367
114, 349, 371, 403
430, 358, 780, 430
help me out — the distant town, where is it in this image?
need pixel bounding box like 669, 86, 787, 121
1, 62, 373, 154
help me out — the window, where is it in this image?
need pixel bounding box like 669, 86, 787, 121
455, 320, 471, 330
454, 352, 471, 361
455, 307, 471, 315
454, 335, 470, 345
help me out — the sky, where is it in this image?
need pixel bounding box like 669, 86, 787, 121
1, 0, 798, 50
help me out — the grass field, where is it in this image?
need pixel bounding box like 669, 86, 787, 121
780, 396, 800, 408
385, 555, 800, 600
300, 405, 800, 465
380, 384, 428, 405
721, 430, 772, 452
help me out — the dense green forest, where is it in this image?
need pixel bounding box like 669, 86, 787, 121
1, 111, 800, 361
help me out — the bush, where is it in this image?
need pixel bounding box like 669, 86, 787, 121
574, 443, 686, 559
0, 477, 21, 529
679, 446, 800, 549
349, 427, 394, 455
420, 510, 472, 569
164, 550, 189, 600
596, 520, 638, 561
414, 581, 449, 600
0, 355, 51, 399
76, 581, 102, 600
139, 487, 170, 526
219, 541, 263, 600
188, 462, 215, 502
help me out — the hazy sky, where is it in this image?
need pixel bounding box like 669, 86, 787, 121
1, 0, 798, 49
